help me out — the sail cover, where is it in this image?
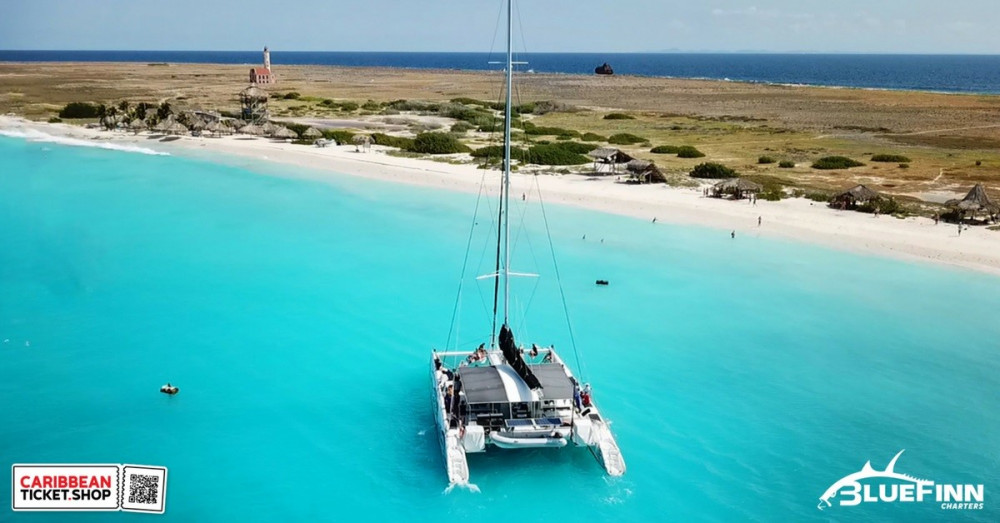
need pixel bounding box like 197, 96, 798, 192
499, 325, 542, 389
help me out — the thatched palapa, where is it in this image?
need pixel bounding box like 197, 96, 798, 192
302, 127, 323, 139
588, 147, 633, 174
271, 126, 298, 139
625, 159, 666, 184
946, 184, 998, 213
713, 178, 763, 199
831, 184, 881, 209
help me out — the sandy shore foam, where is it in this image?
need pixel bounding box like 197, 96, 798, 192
3, 116, 1000, 277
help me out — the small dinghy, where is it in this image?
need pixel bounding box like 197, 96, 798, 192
595, 280, 609, 286
491, 432, 567, 449
160, 383, 179, 395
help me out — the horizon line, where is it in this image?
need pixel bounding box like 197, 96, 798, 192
3, 49, 1000, 56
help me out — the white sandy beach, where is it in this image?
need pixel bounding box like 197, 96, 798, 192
3, 115, 1000, 277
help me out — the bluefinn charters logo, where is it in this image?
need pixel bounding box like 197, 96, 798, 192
818, 450, 983, 511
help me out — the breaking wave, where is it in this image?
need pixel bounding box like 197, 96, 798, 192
0, 128, 169, 156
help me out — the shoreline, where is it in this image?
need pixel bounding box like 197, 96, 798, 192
3, 115, 1000, 277
3, 58, 1000, 97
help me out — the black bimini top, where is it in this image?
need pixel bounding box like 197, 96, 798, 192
457, 363, 576, 403
528, 364, 575, 401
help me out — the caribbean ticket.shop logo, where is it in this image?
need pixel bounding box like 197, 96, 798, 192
818, 450, 983, 511
12, 464, 167, 513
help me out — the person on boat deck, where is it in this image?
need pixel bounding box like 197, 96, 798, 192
543, 347, 553, 363
573, 384, 583, 411
530, 344, 539, 358
444, 385, 455, 414
581, 384, 592, 408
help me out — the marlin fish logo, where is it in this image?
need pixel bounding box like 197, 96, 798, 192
818, 450, 933, 510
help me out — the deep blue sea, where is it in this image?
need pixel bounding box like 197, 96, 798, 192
1, 133, 999, 521
4, 50, 1000, 94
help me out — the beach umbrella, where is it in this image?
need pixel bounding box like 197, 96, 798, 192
262, 122, 282, 136
164, 121, 189, 135
240, 123, 266, 136
187, 118, 207, 131
205, 121, 227, 136
271, 126, 298, 139
229, 119, 247, 130
303, 127, 323, 139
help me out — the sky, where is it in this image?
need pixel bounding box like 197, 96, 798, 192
1, 0, 998, 54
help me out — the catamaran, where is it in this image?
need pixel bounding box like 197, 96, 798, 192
430, 0, 625, 485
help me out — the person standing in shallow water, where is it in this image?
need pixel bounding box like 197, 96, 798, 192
758, 216, 762, 227
731, 230, 736, 239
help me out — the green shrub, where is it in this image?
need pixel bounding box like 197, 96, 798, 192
361, 100, 382, 111
283, 92, 301, 100
522, 121, 580, 138
321, 129, 355, 145
58, 102, 100, 119
471, 145, 528, 161
676, 146, 705, 158
320, 99, 336, 107
858, 197, 905, 215
410, 132, 470, 154
870, 154, 911, 163
603, 113, 634, 120
778, 160, 795, 168
804, 191, 830, 202
899, 163, 909, 169
548, 142, 595, 154
812, 156, 864, 169
651, 145, 681, 154
745, 175, 787, 201
689, 162, 737, 179
47, 117, 62, 123
581, 132, 606, 142
450, 122, 475, 133
607, 133, 647, 145
339, 102, 359, 112
449, 97, 492, 107
758, 156, 776, 164
525, 144, 589, 165
370, 133, 415, 150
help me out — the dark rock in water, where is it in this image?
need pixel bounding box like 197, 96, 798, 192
594, 63, 614, 75
595, 280, 609, 286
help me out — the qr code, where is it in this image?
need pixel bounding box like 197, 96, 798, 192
127, 473, 159, 505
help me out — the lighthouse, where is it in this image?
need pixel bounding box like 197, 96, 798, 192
263, 46, 271, 72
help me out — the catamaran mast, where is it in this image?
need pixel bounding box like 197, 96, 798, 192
502, 0, 513, 326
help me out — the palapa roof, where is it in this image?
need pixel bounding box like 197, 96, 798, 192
240, 123, 266, 136
714, 178, 763, 192
240, 85, 269, 99
588, 147, 633, 163
271, 126, 298, 139
205, 120, 228, 133
127, 118, 147, 130
302, 127, 323, 138
834, 184, 881, 202
163, 121, 189, 134
946, 184, 999, 212
626, 159, 653, 173
352, 134, 372, 144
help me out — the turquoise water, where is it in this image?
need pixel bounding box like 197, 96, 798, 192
1, 135, 998, 522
